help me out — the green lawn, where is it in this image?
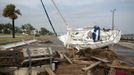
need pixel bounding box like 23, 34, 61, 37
0, 35, 32, 45
0, 34, 52, 45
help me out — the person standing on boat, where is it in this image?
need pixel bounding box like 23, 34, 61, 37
97, 26, 100, 41
92, 25, 100, 42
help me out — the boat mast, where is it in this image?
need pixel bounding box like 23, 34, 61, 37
40, 0, 57, 36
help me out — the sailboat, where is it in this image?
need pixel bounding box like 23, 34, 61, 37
58, 26, 121, 50
42, 0, 121, 50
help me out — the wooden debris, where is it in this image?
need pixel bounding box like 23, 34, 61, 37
86, 70, 93, 75
74, 56, 87, 60
63, 54, 73, 64
67, 48, 75, 58
45, 67, 56, 75
107, 65, 134, 70
108, 60, 120, 75
90, 56, 110, 63
0, 50, 24, 66
73, 60, 93, 65
58, 52, 64, 59
99, 64, 134, 71
82, 61, 101, 71
81, 56, 110, 71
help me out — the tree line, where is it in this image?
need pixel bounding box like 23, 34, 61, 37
2, 4, 53, 37
0, 23, 53, 35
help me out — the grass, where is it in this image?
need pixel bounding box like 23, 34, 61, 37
0, 36, 33, 45
0, 34, 52, 45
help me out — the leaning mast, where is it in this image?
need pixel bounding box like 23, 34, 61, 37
40, 0, 57, 36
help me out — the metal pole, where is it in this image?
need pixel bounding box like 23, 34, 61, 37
40, 0, 57, 36
111, 9, 116, 30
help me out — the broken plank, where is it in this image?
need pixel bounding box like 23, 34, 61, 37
99, 64, 134, 71
45, 67, 56, 75
74, 57, 87, 60
90, 56, 109, 63
82, 61, 101, 71
107, 65, 134, 70
63, 54, 73, 64
73, 60, 93, 65
107, 65, 134, 71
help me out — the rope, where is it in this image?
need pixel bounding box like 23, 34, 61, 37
50, 0, 69, 27
40, 0, 57, 36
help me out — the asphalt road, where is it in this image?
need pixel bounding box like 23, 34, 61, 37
114, 45, 134, 66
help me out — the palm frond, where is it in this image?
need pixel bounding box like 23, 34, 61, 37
15, 9, 22, 16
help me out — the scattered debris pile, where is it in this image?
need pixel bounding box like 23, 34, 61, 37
56, 64, 85, 75
76, 48, 118, 61
0, 39, 134, 75
53, 48, 134, 75
0, 50, 24, 67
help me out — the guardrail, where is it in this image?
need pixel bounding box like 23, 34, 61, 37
121, 34, 134, 40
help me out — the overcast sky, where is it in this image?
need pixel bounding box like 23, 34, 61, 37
0, 0, 134, 34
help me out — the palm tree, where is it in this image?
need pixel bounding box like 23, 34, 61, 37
3, 4, 21, 38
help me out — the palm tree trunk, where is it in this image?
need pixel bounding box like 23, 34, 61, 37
12, 19, 15, 38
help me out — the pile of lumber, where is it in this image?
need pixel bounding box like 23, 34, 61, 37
0, 50, 24, 66
54, 48, 134, 75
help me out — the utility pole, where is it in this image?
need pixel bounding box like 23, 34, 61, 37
111, 9, 116, 30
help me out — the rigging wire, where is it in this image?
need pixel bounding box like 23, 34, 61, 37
50, 0, 69, 27
40, 0, 57, 36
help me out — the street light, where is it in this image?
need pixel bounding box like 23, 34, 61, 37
111, 9, 116, 30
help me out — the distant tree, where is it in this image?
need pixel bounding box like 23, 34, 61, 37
0, 23, 21, 34
0, 24, 4, 33
0, 23, 12, 34
21, 24, 35, 35
3, 23, 12, 34
3, 4, 21, 38
39, 27, 53, 35
15, 26, 22, 33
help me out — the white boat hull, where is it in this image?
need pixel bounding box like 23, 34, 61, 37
59, 27, 121, 50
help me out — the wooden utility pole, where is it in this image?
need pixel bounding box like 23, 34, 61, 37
111, 9, 116, 30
